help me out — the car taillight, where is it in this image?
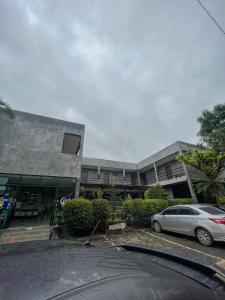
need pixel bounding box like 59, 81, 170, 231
208, 217, 225, 225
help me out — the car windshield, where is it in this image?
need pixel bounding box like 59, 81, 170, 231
199, 206, 225, 215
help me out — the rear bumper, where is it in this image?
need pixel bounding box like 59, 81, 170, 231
210, 225, 225, 242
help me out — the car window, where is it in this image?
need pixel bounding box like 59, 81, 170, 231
163, 208, 179, 215
178, 208, 198, 215
199, 206, 225, 215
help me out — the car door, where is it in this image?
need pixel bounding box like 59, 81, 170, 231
176, 207, 199, 235
161, 207, 179, 232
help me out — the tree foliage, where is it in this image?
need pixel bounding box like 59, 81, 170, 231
144, 184, 169, 200
93, 187, 103, 199
177, 149, 225, 197
198, 104, 225, 151
0, 98, 15, 119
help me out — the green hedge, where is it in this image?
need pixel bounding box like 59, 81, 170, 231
168, 198, 194, 206
63, 197, 112, 235
217, 196, 225, 207
63, 198, 94, 235
123, 198, 167, 227
92, 199, 112, 231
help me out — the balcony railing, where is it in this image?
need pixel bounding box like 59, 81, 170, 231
81, 177, 133, 185
157, 166, 185, 182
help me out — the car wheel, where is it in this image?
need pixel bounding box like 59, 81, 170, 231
196, 228, 213, 246
153, 221, 162, 233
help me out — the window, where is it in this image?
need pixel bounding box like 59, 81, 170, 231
199, 206, 224, 215
163, 208, 179, 215
178, 208, 199, 215
62, 133, 81, 155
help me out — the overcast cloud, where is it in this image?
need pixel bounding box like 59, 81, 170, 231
0, 0, 225, 162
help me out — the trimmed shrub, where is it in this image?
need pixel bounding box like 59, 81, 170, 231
92, 199, 112, 231
144, 185, 169, 200
123, 198, 167, 227
168, 198, 194, 206
123, 199, 145, 226
217, 196, 225, 207
63, 198, 93, 235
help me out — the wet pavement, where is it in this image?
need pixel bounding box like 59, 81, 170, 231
86, 228, 225, 271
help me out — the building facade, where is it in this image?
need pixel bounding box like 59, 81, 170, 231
0, 111, 85, 223
80, 141, 203, 205
0, 110, 208, 224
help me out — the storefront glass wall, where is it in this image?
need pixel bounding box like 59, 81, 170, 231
0, 174, 77, 224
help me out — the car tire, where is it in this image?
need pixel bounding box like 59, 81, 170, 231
153, 221, 162, 233
196, 228, 213, 246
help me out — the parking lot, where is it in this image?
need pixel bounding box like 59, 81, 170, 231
81, 228, 225, 271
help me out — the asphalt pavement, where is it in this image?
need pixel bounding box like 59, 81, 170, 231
98, 228, 225, 271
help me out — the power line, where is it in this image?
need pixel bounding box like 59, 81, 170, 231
195, 0, 225, 36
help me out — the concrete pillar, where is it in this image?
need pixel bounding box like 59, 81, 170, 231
137, 171, 141, 186
178, 150, 198, 202
123, 169, 126, 185
98, 166, 101, 184
75, 178, 80, 198
154, 162, 159, 184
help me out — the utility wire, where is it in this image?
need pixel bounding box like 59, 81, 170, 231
195, 0, 225, 36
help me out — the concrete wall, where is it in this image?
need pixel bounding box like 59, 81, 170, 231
82, 157, 137, 170
137, 141, 197, 170
0, 111, 85, 178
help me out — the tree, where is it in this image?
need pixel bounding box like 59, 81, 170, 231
198, 104, 225, 151
176, 149, 225, 198
144, 184, 169, 200
0, 98, 15, 119
93, 187, 103, 199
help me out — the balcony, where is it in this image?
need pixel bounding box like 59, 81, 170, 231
157, 166, 185, 182
81, 177, 132, 186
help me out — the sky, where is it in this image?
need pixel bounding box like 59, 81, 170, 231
0, 0, 225, 162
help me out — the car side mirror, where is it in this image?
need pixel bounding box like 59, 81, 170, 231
161, 212, 165, 215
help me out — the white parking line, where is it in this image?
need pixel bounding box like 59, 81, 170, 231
141, 230, 225, 261
103, 235, 121, 250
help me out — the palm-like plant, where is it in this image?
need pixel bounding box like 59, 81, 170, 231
0, 98, 15, 119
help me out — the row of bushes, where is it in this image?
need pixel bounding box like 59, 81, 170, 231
62, 196, 195, 234
123, 198, 194, 227
63, 198, 111, 235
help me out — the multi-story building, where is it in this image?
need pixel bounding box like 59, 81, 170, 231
81, 141, 202, 204
0, 110, 207, 225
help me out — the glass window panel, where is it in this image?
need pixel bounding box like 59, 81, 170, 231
41, 177, 59, 186
62, 133, 81, 155
59, 177, 76, 187
0, 174, 20, 185
20, 176, 42, 186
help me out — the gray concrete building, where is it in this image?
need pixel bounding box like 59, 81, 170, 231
0, 110, 207, 225
81, 141, 202, 204
0, 110, 85, 224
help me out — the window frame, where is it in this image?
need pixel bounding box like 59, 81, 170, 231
62, 133, 81, 155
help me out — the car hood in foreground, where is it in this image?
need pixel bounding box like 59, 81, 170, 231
0, 240, 225, 300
